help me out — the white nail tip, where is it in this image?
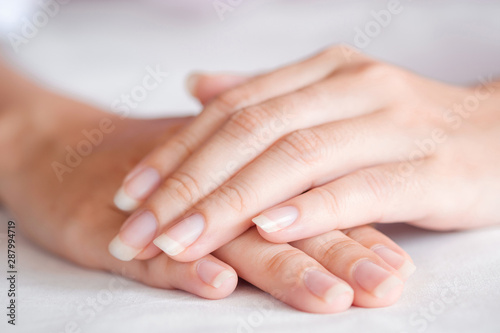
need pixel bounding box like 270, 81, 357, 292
153, 234, 185, 256
324, 284, 354, 303
211, 270, 236, 289
398, 260, 417, 280
113, 187, 140, 212
108, 235, 141, 261
252, 215, 281, 233
373, 275, 404, 298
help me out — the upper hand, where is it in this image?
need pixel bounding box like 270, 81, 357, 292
110, 45, 500, 263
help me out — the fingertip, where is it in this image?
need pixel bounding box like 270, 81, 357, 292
108, 235, 141, 261
197, 260, 238, 290
134, 242, 163, 260
398, 260, 417, 281
113, 186, 140, 212
186, 72, 202, 97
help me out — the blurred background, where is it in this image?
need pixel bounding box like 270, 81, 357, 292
1, 0, 499, 118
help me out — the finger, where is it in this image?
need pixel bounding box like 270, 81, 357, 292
140, 65, 391, 228
85, 213, 238, 300
252, 161, 429, 242
149, 112, 418, 262
113, 45, 365, 212
187, 73, 250, 105
342, 225, 416, 280
292, 228, 406, 308
132, 73, 250, 261
119, 66, 399, 262
214, 228, 354, 314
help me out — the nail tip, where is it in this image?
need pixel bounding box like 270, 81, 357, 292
324, 284, 354, 304
114, 187, 140, 212
373, 276, 404, 298
153, 235, 185, 256
211, 270, 236, 288
108, 236, 141, 261
252, 215, 280, 233
186, 73, 200, 96
398, 260, 417, 280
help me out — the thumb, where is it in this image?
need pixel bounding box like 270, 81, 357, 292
186, 72, 250, 106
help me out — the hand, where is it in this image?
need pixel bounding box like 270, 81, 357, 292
111, 45, 500, 263
0, 75, 415, 313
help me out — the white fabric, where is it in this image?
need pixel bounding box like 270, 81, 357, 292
0, 1, 499, 332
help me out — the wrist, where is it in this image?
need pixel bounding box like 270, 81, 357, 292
0, 78, 61, 175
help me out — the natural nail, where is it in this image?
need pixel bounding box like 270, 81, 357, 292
372, 245, 416, 280
153, 213, 205, 256
353, 260, 403, 298
252, 206, 298, 233
197, 260, 236, 288
114, 167, 160, 212
108, 210, 158, 261
304, 269, 353, 304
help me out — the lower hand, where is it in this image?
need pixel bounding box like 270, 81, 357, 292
0, 82, 414, 313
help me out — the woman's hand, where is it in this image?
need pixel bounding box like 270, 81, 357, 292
0, 81, 415, 313
110, 45, 500, 263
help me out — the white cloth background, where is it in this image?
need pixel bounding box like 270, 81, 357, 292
0, 0, 499, 332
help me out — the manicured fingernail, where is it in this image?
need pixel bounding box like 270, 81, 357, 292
108, 210, 158, 261
153, 214, 205, 256
353, 260, 403, 298
197, 260, 236, 288
252, 206, 298, 233
186, 73, 200, 96
304, 269, 353, 304
372, 245, 416, 280
114, 167, 160, 211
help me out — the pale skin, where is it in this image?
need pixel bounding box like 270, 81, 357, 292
0, 58, 414, 314
111, 46, 500, 263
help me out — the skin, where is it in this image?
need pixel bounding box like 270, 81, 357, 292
113, 45, 500, 263
0, 59, 414, 314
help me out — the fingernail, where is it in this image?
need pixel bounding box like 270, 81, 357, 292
304, 269, 353, 304
153, 213, 205, 256
108, 211, 158, 261
353, 260, 403, 298
372, 245, 416, 280
186, 73, 201, 96
197, 260, 236, 288
252, 206, 298, 233
114, 167, 160, 211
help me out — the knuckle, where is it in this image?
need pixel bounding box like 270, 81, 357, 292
211, 87, 252, 116
277, 128, 327, 166
312, 187, 343, 226
258, 248, 314, 286
350, 60, 395, 84
214, 181, 256, 213
358, 168, 392, 204
225, 106, 274, 138
342, 225, 377, 243
170, 132, 196, 158
320, 45, 343, 58
164, 171, 204, 204
355, 61, 410, 90
315, 238, 360, 268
